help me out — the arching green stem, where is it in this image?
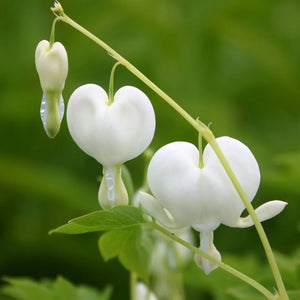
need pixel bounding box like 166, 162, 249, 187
108, 62, 122, 105
148, 222, 276, 300
49, 17, 60, 48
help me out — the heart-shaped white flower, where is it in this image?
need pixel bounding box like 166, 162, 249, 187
147, 137, 260, 229
67, 84, 155, 167
141, 136, 287, 273
67, 83, 156, 209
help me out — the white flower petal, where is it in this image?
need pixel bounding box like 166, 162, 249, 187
203, 136, 261, 225
35, 40, 68, 92
194, 231, 221, 275
231, 200, 288, 228
67, 84, 155, 167
147, 137, 260, 228
138, 192, 183, 229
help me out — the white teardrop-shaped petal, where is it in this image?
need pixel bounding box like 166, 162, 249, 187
147, 137, 260, 228
67, 84, 155, 167
232, 200, 288, 228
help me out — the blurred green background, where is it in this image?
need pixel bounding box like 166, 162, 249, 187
0, 0, 299, 299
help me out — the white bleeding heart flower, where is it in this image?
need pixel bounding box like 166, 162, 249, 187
35, 40, 68, 138
67, 83, 156, 209
141, 136, 287, 274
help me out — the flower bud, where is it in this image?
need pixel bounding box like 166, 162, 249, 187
35, 40, 68, 138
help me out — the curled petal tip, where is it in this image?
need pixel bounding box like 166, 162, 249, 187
232, 200, 288, 228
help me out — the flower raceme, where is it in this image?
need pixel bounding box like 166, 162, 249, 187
140, 136, 287, 274
35, 40, 68, 138
67, 84, 156, 209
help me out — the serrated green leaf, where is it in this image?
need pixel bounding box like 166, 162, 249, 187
50, 206, 147, 235
1, 277, 112, 300
2, 277, 54, 300
98, 226, 153, 281
53, 277, 79, 300
77, 286, 112, 300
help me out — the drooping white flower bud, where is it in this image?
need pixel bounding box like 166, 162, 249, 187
35, 40, 68, 138
67, 83, 156, 209
141, 136, 287, 274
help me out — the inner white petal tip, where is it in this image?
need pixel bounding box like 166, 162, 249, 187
194, 231, 221, 275
40, 93, 64, 137
104, 168, 115, 207
139, 192, 182, 229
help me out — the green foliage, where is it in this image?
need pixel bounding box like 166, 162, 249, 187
99, 227, 153, 281
50, 206, 147, 234
51, 206, 153, 281
183, 248, 300, 300
1, 276, 112, 300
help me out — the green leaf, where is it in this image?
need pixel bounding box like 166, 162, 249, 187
2, 277, 54, 300
1, 277, 112, 300
49, 222, 98, 235
72, 206, 145, 227
50, 206, 147, 235
77, 286, 112, 300
53, 277, 79, 300
98, 226, 153, 281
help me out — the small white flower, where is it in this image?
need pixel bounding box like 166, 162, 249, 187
67, 84, 156, 209
141, 136, 287, 274
135, 282, 158, 300
35, 40, 68, 138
